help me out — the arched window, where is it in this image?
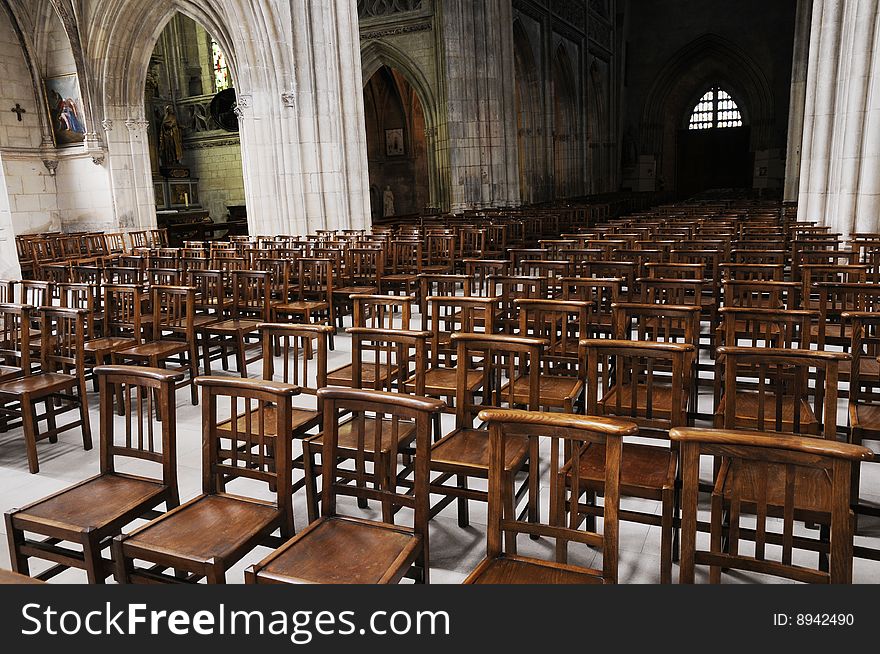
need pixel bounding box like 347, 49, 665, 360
688, 87, 742, 130
211, 39, 231, 92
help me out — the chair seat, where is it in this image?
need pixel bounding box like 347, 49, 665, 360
383, 274, 418, 283
0, 569, 44, 584
333, 286, 378, 297
84, 337, 135, 354
850, 402, 880, 435
716, 391, 817, 433
219, 404, 320, 437
116, 341, 188, 359
252, 516, 419, 584
11, 473, 168, 536
121, 494, 278, 564
191, 315, 220, 328
0, 365, 23, 382
431, 428, 529, 473
204, 319, 263, 334
716, 458, 832, 516
276, 301, 328, 314
568, 442, 676, 494
506, 374, 583, 406
309, 417, 416, 454
0, 372, 76, 396
412, 367, 482, 395
600, 383, 687, 419
327, 362, 397, 388
465, 555, 604, 584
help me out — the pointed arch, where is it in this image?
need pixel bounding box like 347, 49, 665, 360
513, 19, 544, 204
552, 44, 580, 199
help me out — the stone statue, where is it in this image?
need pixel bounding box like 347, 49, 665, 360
383, 185, 395, 217
159, 105, 184, 168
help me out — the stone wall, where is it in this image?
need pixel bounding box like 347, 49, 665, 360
183, 142, 245, 222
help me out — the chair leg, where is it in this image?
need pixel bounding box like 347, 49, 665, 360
5, 511, 29, 576
709, 493, 723, 584
21, 396, 40, 474
304, 442, 320, 523
188, 344, 199, 405
205, 560, 226, 584
660, 488, 673, 584
82, 529, 105, 584
111, 536, 132, 584
527, 441, 540, 527
236, 333, 248, 378
456, 474, 469, 528
79, 380, 92, 451
44, 397, 58, 443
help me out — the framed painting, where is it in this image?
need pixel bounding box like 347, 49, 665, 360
44, 73, 86, 147
385, 128, 404, 157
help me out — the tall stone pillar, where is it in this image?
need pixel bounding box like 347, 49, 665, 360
783, 0, 814, 202
798, 0, 880, 237
437, 0, 521, 211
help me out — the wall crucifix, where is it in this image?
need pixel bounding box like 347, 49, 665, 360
10, 104, 26, 121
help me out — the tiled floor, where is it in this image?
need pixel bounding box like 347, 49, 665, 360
2, 321, 880, 584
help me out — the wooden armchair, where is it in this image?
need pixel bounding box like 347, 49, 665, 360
464, 410, 637, 584
112, 376, 300, 583
674, 427, 872, 584
5, 365, 183, 582
246, 389, 445, 584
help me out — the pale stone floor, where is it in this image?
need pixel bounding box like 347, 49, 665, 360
2, 317, 880, 584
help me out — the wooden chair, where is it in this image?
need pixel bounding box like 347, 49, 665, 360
417, 296, 497, 408
488, 275, 547, 334
674, 426, 871, 584
333, 246, 383, 327
202, 270, 271, 377
186, 269, 227, 374
513, 298, 587, 412
246, 389, 444, 584
577, 338, 693, 582
463, 410, 637, 584
0, 306, 92, 473
112, 376, 299, 583
381, 240, 422, 297
305, 328, 433, 521
112, 286, 199, 405
5, 365, 183, 582
715, 347, 848, 438
326, 295, 414, 387
417, 273, 471, 317
217, 323, 333, 495
430, 333, 543, 532
275, 258, 335, 347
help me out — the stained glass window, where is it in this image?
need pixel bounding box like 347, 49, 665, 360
212, 40, 231, 92
688, 87, 743, 130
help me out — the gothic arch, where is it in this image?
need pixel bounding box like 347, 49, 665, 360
360, 40, 442, 211
640, 33, 774, 192
513, 20, 544, 204
552, 44, 580, 199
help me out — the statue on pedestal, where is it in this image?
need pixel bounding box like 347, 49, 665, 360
159, 105, 184, 169
383, 185, 395, 217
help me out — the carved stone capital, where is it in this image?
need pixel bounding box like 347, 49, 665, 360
42, 159, 58, 176
124, 118, 150, 133
101, 119, 114, 132
281, 92, 296, 108
91, 153, 106, 166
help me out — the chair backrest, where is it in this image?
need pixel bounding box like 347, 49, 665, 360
231, 270, 271, 321
317, 387, 445, 577
716, 307, 815, 350
844, 311, 880, 406
672, 426, 872, 584
16, 280, 53, 307
352, 294, 413, 330
451, 333, 545, 429
348, 327, 431, 394
387, 240, 422, 275
417, 274, 471, 315
40, 307, 87, 375
476, 409, 638, 584
722, 280, 801, 310
259, 323, 332, 397
188, 269, 226, 317
717, 346, 849, 438
296, 258, 334, 303
345, 247, 384, 286
0, 303, 31, 374
152, 285, 195, 338
815, 282, 880, 348
59, 282, 100, 340
95, 365, 184, 485
580, 338, 694, 438
196, 376, 300, 534
103, 284, 144, 343
612, 302, 701, 349
719, 263, 784, 281
515, 298, 588, 370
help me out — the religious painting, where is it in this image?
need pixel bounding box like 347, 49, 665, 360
385, 128, 405, 156
43, 73, 86, 147
154, 182, 167, 209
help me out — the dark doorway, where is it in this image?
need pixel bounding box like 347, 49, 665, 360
676, 126, 752, 199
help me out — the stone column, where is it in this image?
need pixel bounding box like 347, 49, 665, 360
797, 0, 880, 237
783, 0, 813, 202
437, 0, 521, 211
